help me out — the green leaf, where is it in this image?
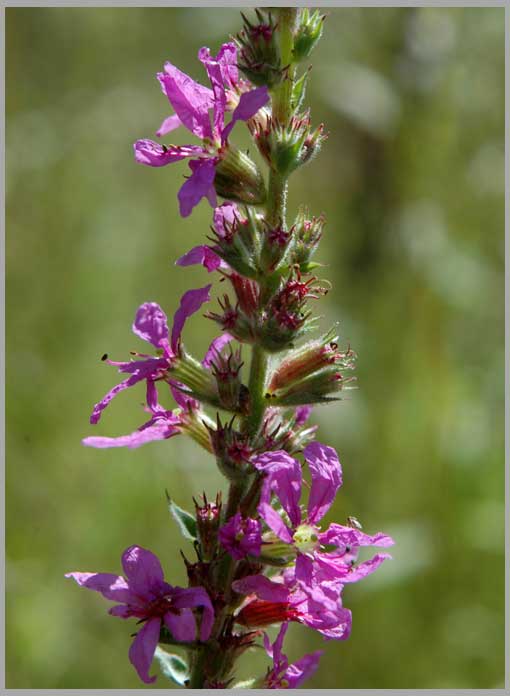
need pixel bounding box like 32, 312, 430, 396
292, 69, 309, 111
154, 647, 189, 686
166, 492, 197, 541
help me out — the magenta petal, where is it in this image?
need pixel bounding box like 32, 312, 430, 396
271, 622, 289, 662
178, 158, 217, 218
164, 608, 196, 642
129, 616, 160, 684
132, 302, 169, 348
89, 371, 150, 425
222, 86, 270, 142
121, 545, 165, 597
156, 114, 181, 137
65, 572, 134, 604
339, 553, 392, 583
108, 604, 134, 618
171, 284, 212, 353
294, 553, 320, 593
146, 380, 159, 411
172, 586, 215, 641
314, 609, 352, 641
286, 650, 323, 688
159, 65, 213, 139
319, 523, 395, 549
198, 47, 226, 136
253, 450, 302, 527
216, 42, 239, 88
315, 552, 392, 584
295, 405, 312, 426
213, 202, 238, 237
304, 441, 342, 524
82, 422, 178, 450
232, 575, 290, 603
219, 512, 262, 561
202, 333, 233, 368
175, 245, 224, 273
258, 502, 293, 544
134, 139, 193, 167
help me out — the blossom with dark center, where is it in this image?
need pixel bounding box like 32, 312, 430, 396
66, 546, 214, 684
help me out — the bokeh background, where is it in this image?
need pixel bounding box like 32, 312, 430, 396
6, 6, 505, 689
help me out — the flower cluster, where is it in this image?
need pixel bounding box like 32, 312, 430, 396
68, 12, 394, 690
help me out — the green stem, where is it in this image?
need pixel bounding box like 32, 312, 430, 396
189, 9, 301, 689
189, 646, 207, 689
244, 345, 270, 437
266, 8, 299, 229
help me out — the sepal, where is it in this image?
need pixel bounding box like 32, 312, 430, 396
215, 146, 266, 206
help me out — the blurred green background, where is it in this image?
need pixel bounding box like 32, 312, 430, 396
6, 6, 505, 689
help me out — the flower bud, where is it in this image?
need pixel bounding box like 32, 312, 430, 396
236, 10, 283, 88
215, 146, 266, 206
210, 345, 245, 413
194, 492, 222, 561
207, 416, 253, 482
209, 206, 260, 279
229, 273, 260, 318
252, 113, 323, 177
289, 208, 325, 267
254, 407, 316, 455
258, 274, 325, 352
260, 221, 294, 272
236, 600, 298, 628
267, 331, 357, 405
299, 122, 327, 166
293, 9, 325, 62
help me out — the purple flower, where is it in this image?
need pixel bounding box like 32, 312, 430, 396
134, 43, 269, 217
264, 623, 323, 689
233, 573, 352, 640
89, 286, 211, 425
253, 442, 394, 587
219, 512, 262, 560
66, 546, 214, 684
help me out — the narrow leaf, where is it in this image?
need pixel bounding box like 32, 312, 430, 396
166, 491, 197, 541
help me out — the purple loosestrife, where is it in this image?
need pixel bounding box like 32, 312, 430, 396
70, 9, 394, 690
66, 546, 214, 684
88, 286, 211, 425
134, 44, 269, 217
253, 443, 394, 586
